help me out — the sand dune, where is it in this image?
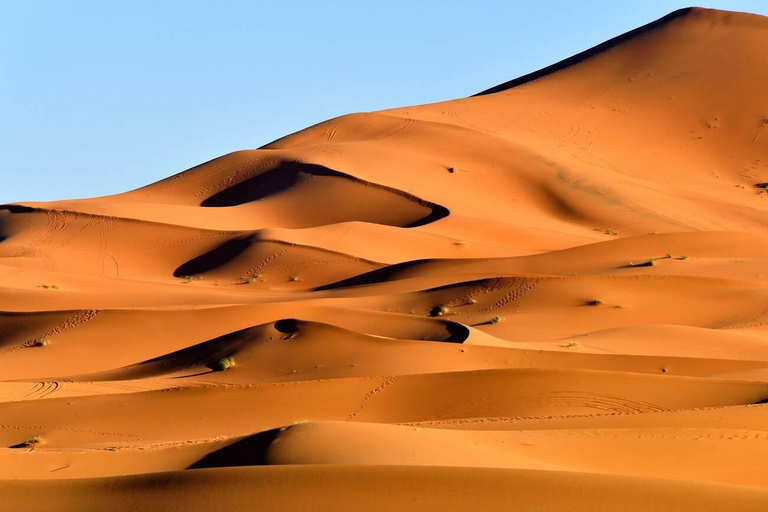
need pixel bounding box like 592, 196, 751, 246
3, 6, 768, 510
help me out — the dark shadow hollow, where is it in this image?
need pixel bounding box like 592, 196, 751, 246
313, 259, 429, 291
442, 321, 470, 343
274, 319, 298, 334
174, 235, 254, 278
187, 428, 283, 469
0, 204, 37, 214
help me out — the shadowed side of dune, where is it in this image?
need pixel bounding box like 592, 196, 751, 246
0, 205, 38, 214
200, 162, 449, 228
0, 205, 37, 243
173, 235, 255, 277
474, 8, 693, 95
187, 428, 282, 469
314, 259, 435, 291
173, 236, 383, 284
61, 318, 470, 382
201, 163, 342, 206
68, 325, 268, 381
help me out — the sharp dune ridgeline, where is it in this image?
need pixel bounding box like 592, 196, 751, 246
3, 7, 768, 511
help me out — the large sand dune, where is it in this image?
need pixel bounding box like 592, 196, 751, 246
2, 7, 768, 510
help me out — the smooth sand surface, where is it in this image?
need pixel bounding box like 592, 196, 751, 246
2, 7, 768, 510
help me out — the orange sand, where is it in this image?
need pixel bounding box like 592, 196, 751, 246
2, 7, 768, 511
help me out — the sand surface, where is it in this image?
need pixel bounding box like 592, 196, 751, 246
2, 7, 768, 511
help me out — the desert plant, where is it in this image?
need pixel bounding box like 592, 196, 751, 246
289, 276, 301, 282
681, 255, 689, 260
649, 257, 656, 266
586, 299, 603, 306
34, 338, 50, 347
213, 356, 235, 371
23, 435, 42, 447
247, 277, 257, 284
490, 316, 502, 324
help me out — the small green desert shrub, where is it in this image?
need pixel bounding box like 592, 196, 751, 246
429, 305, 450, 317
214, 356, 235, 371
23, 435, 42, 447
681, 255, 689, 260
586, 299, 603, 306
34, 338, 50, 347
247, 277, 257, 284
490, 316, 502, 324
648, 257, 656, 266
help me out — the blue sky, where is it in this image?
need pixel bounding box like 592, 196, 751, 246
2, 1, 767, 203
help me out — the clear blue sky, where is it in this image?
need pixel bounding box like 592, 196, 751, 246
2, 1, 767, 203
